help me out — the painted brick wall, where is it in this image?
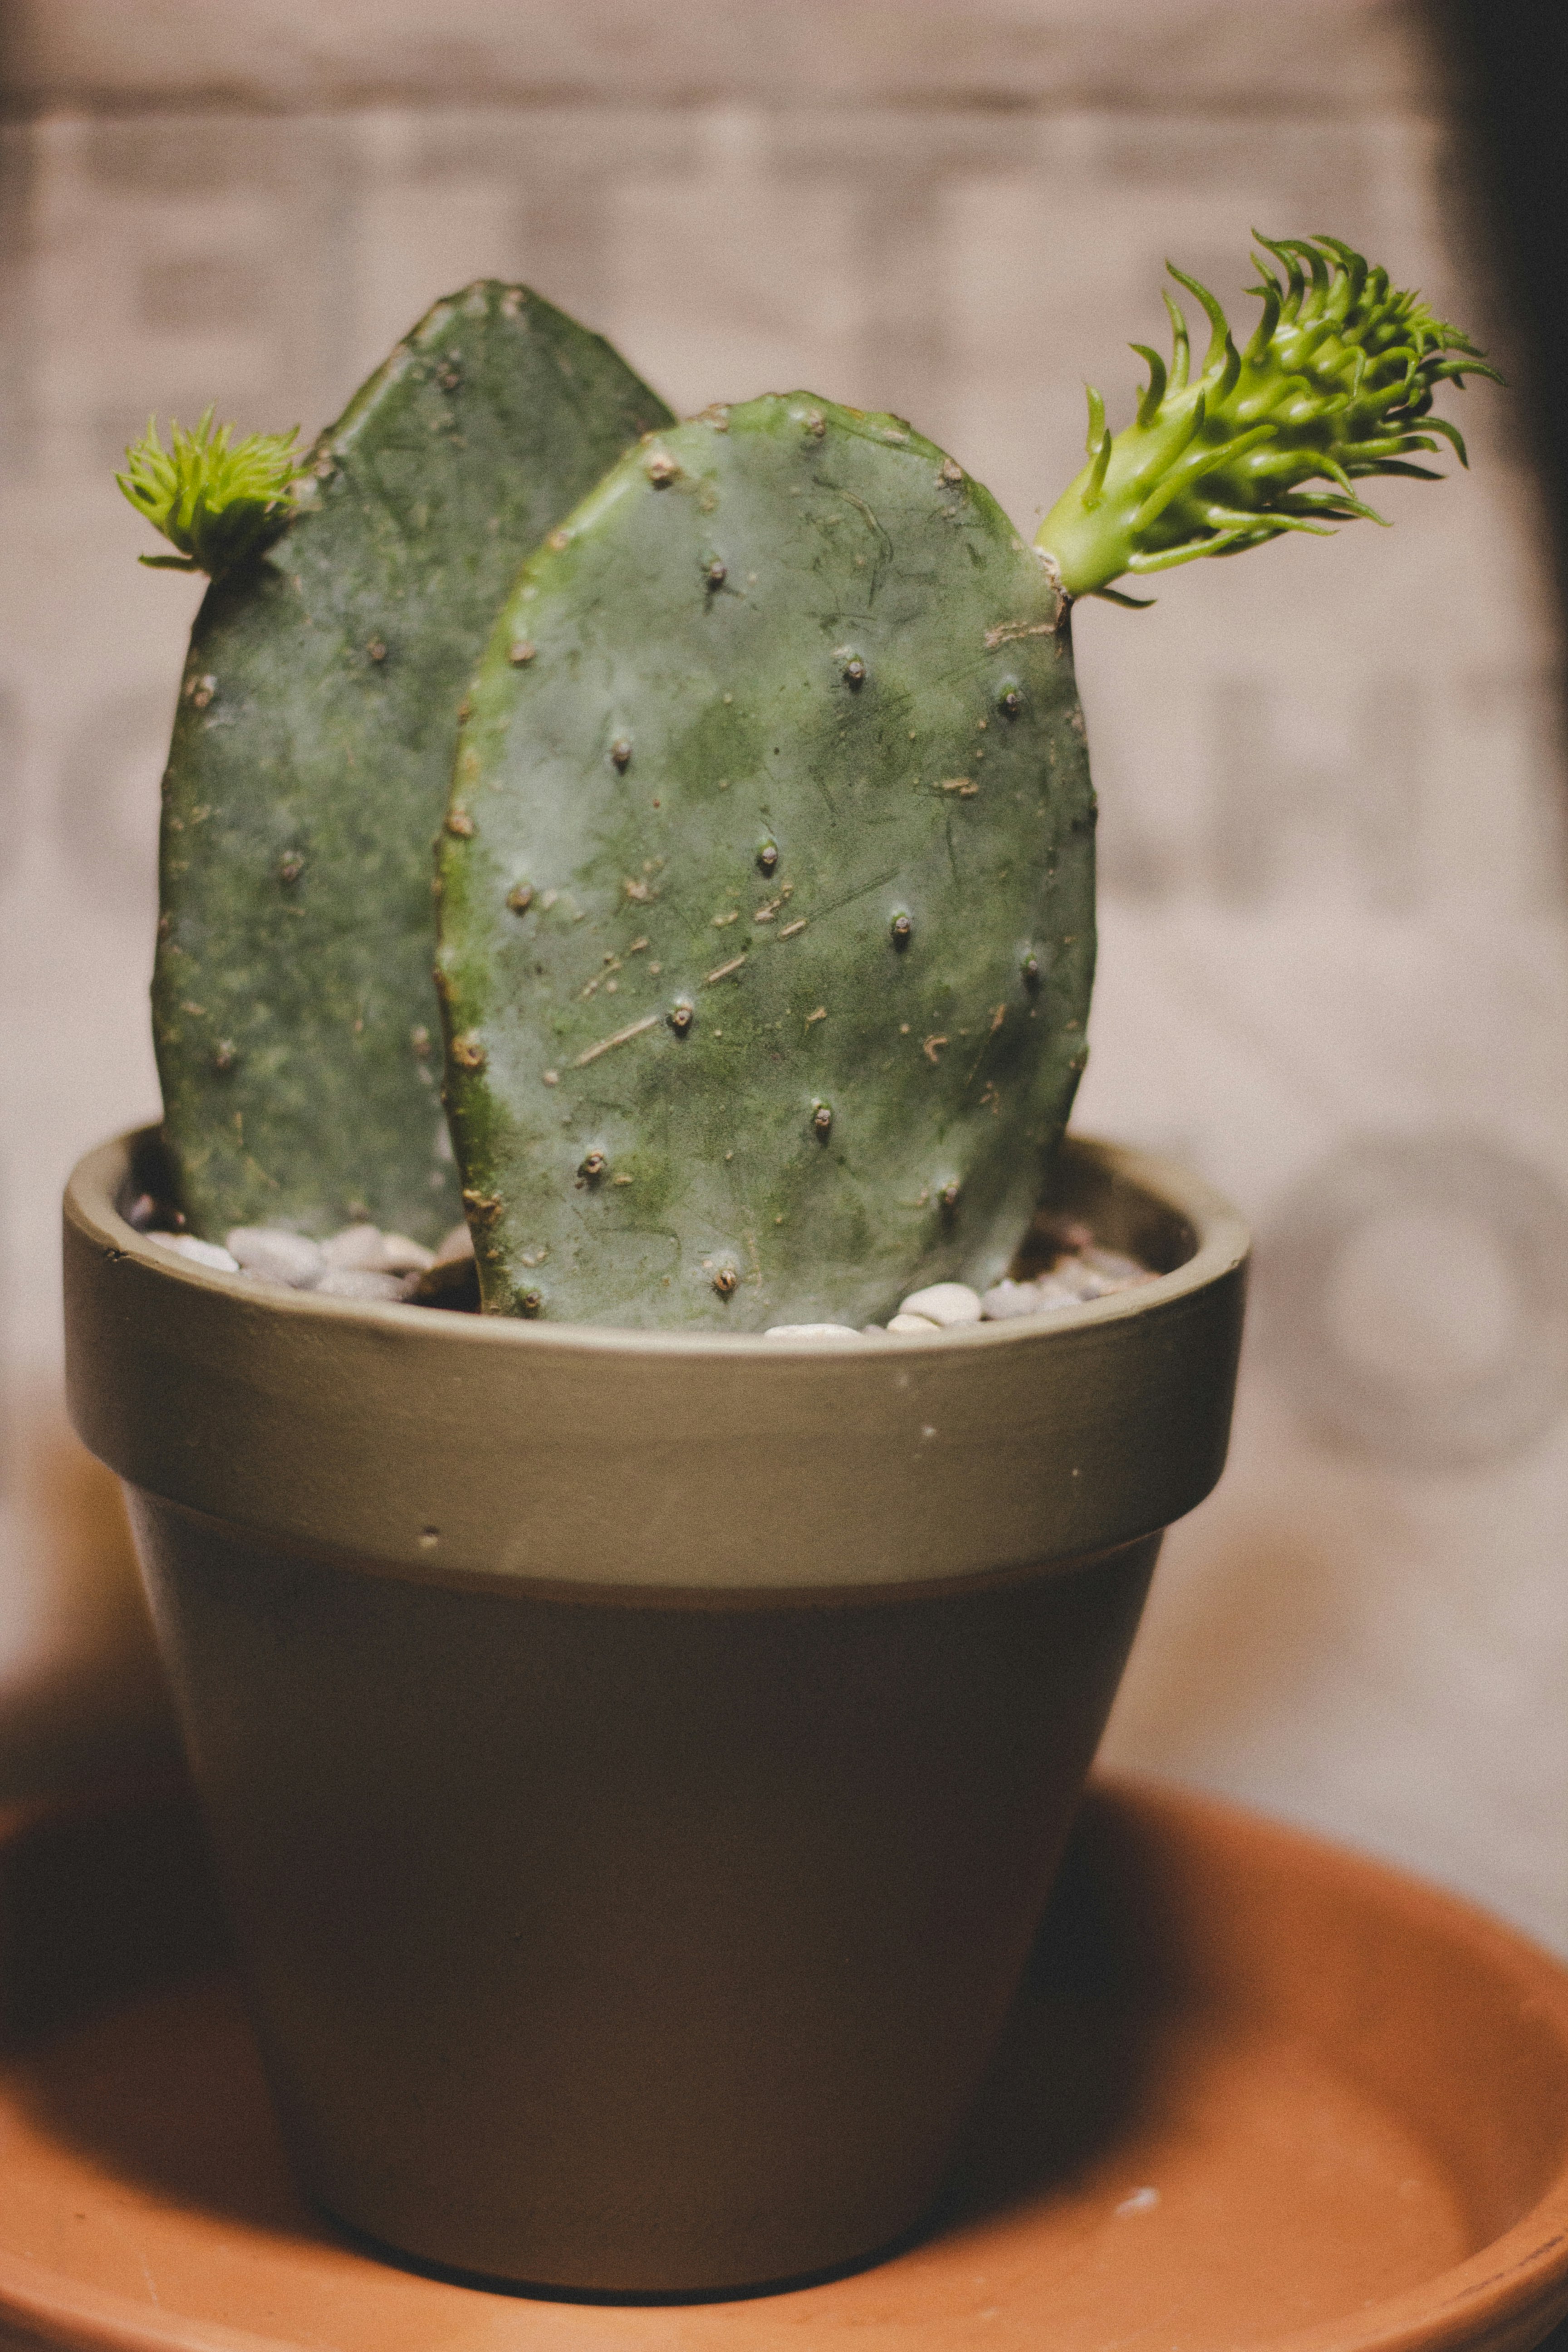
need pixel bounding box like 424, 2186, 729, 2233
2, 0, 1563, 1943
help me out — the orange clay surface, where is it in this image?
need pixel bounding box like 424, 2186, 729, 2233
0, 1778, 1564, 2352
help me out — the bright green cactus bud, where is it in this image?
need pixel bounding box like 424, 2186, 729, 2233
118, 408, 309, 576
1036, 234, 1500, 603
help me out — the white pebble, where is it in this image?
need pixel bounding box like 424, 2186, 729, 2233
322, 1223, 394, 1270
897, 1282, 981, 1327
763, 1323, 868, 1342
225, 1227, 325, 1288
980, 1279, 1047, 1320
149, 1233, 240, 1273
1054, 1259, 1116, 1300
1084, 1245, 1147, 1279
980, 1275, 1082, 1320
379, 1232, 435, 1274
887, 1312, 941, 1333
316, 1267, 406, 1300
1057, 1252, 1156, 1300
434, 1222, 475, 1265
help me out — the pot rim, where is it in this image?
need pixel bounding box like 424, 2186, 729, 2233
69, 1126, 1247, 1359
65, 1127, 1249, 1592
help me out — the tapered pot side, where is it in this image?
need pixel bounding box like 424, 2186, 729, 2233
64, 1129, 1246, 2297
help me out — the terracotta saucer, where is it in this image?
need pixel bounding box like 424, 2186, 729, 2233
0, 1775, 1565, 2352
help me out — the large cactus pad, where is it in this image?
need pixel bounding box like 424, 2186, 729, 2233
154, 282, 671, 1242
437, 396, 1095, 1329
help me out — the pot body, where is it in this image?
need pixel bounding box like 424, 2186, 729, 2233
65, 1129, 1248, 2296
130, 1495, 1156, 2292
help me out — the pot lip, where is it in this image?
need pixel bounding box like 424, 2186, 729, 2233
69, 1126, 1250, 1361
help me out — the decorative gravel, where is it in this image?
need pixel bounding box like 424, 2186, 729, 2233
132, 1199, 1155, 1331
140, 1214, 472, 1305
764, 1240, 1156, 1340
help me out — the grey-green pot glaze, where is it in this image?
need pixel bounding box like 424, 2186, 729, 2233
64, 1129, 1246, 2297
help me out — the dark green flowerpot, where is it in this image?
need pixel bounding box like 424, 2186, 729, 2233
64, 1128, 1246, 2298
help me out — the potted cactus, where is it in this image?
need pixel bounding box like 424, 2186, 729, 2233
64, 243, 1491, 2297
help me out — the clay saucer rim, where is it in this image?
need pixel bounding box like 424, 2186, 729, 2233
1127, 1777, 1568, 2352
1, 1779, 1567, 2352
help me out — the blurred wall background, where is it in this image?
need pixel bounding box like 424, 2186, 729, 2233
1, 0, 1564, 1945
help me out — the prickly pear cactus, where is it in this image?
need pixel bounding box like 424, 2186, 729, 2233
436, 396, 1094, 1328
152, 282, 671, 1242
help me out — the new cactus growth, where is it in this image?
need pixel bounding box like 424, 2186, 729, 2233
119, 409, 309, 575
142, 283, 671, 1243
435, 239, 1490, 1326
1036, 235, 1499, 602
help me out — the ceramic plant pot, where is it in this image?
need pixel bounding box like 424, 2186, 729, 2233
63, 1127, 1247, 2300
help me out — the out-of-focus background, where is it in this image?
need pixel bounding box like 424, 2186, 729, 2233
1, 0, 1564, 1946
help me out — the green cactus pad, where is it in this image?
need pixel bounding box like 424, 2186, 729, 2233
153, 282, 672, 1242
436, 395, 1094, 1328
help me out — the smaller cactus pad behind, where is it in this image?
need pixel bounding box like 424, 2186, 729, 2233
437, 395, 1096, 1329
154, 282, 671, 1246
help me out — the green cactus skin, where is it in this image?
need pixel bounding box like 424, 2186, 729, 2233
153, 282, 672, 1243
436, 396, 1094, 1328
1037, 235, 1499, 603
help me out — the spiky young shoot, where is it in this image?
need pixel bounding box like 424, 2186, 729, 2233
118, 408, 309, 576
1035, 235, 1499, 604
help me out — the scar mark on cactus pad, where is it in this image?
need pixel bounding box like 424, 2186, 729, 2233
778, 918, 808, 940
965, 1004, 1009, 1086
810, 867, 904, 927
574, 1014, 659, 1067
984, 618, 1057, 651
923, 1035, 948, 1064
822, 484, 893, 591
705, 955, 747, 985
